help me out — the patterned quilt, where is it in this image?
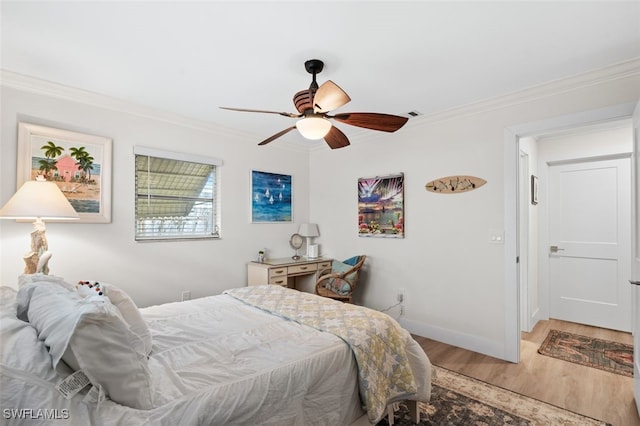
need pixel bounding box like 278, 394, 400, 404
224, 285, 417, 423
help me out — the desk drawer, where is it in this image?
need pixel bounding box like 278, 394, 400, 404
269, 267, 287, 278
269, 276, 288, 286
288, 263, 317, 275
317, 261, 331, 271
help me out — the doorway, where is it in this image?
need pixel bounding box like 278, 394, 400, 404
546, 155, 631, 332
503, 102, 637, 363
521, 122, 633, 332
518, 122, 633, 334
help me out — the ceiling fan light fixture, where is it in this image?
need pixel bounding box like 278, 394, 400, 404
295, 116, 332, 140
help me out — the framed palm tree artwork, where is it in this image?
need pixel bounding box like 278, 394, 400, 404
17, 122, 113, 223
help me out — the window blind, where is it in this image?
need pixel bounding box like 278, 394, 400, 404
134, 147, 221, 241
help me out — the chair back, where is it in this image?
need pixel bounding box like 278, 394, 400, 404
340, 255, 366, 291
315, 255, 367, 303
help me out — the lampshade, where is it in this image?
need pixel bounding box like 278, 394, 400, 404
298, 223, 319, 238
295, 116, 332, 140
313, 80, 351, 113
0, 177, 79, 220
0, 176, 79, 275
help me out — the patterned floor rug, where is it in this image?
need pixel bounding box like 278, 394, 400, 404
538, 329, 633, 377
377, 366, 609, 426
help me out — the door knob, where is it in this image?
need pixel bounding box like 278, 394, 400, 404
550, 245, 565, 253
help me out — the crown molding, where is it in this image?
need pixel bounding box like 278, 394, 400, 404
405, 57, 640, 130
0, 69, 250, 140
3, 57, 639, 147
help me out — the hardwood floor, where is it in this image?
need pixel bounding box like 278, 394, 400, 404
414, 319, 638, 426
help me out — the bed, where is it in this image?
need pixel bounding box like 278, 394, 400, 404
0, 275, 432, 425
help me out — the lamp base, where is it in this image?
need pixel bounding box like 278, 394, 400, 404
306, 244, 319, 258
23, 220, 51, 274
23, 252, 39, 274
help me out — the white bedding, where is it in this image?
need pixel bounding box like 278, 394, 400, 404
1, 286, 430, 425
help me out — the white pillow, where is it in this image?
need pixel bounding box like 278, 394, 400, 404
18, 281, 154, 410
77, 280, 152, 356
0, 303, 63, 382
0, 286, 18, 317
18, 273, 75, 291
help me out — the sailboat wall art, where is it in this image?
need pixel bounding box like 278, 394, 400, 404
358, 173, 404, 238
251, 170, 292, 223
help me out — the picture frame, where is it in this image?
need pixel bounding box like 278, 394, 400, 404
531, 175, 539, 205
251, 170, 292, 223
358, 172, 404, 238
17, 122, 113, 223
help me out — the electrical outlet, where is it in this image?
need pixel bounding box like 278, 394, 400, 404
181, 290, 191, 302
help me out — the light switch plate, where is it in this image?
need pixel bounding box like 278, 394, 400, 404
489, 229, 504, 244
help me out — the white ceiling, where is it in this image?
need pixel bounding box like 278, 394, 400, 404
2, 1, 639, 147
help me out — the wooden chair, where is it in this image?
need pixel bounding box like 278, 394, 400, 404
314, 255, 366, 303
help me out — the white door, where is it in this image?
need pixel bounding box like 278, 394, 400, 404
631, 100, 640, 416
549, 157, 632, 332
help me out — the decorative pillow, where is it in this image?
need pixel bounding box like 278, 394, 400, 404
76, 281, 105, 298
77, 280, 152, 356
324, 260, 354, 295
342, 256, 359, 266
17, 281, 154, 410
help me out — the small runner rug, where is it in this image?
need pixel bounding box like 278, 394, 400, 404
538, 329, 633, 377
377, 366, 608, 425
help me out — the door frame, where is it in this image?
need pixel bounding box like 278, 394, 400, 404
518, 149, 531, 332
503, 102, 637, 363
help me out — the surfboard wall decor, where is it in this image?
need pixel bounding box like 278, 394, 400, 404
425, 175, 486, 194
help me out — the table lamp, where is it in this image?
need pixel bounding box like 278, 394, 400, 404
298, 223, 319, 258
0, 176, 79, 274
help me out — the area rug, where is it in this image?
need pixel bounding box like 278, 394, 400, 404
377, 366, 609, 425
538, 329, 633, 377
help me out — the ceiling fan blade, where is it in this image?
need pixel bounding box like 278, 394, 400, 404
220, 107, 300, 118
324, 126, 350, 149
313, 80, 351, 113
258, 126, 297, 146
331, 112, 408, 132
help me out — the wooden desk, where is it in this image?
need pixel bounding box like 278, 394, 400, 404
247, 257, 331, 288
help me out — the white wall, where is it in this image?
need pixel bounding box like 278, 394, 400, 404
2, 64, 638, 362
309, 68, 640, 360
0, 84, 311, 307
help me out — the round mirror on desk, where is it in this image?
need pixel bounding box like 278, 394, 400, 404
290, 233, 303, 260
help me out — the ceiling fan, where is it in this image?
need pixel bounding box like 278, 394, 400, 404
220, 59, 409, 149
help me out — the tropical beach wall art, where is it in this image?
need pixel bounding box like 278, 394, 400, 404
358, 173, 404, 238
251, 170, 292, 223
17, 123, 113, 223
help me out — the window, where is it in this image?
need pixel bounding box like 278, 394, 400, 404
134, 146, 221, 241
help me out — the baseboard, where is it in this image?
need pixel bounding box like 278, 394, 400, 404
399, 318, 506, 361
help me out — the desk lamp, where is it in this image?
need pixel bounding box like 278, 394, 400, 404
298, 223, 319, 258
0, 176, 79, 274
